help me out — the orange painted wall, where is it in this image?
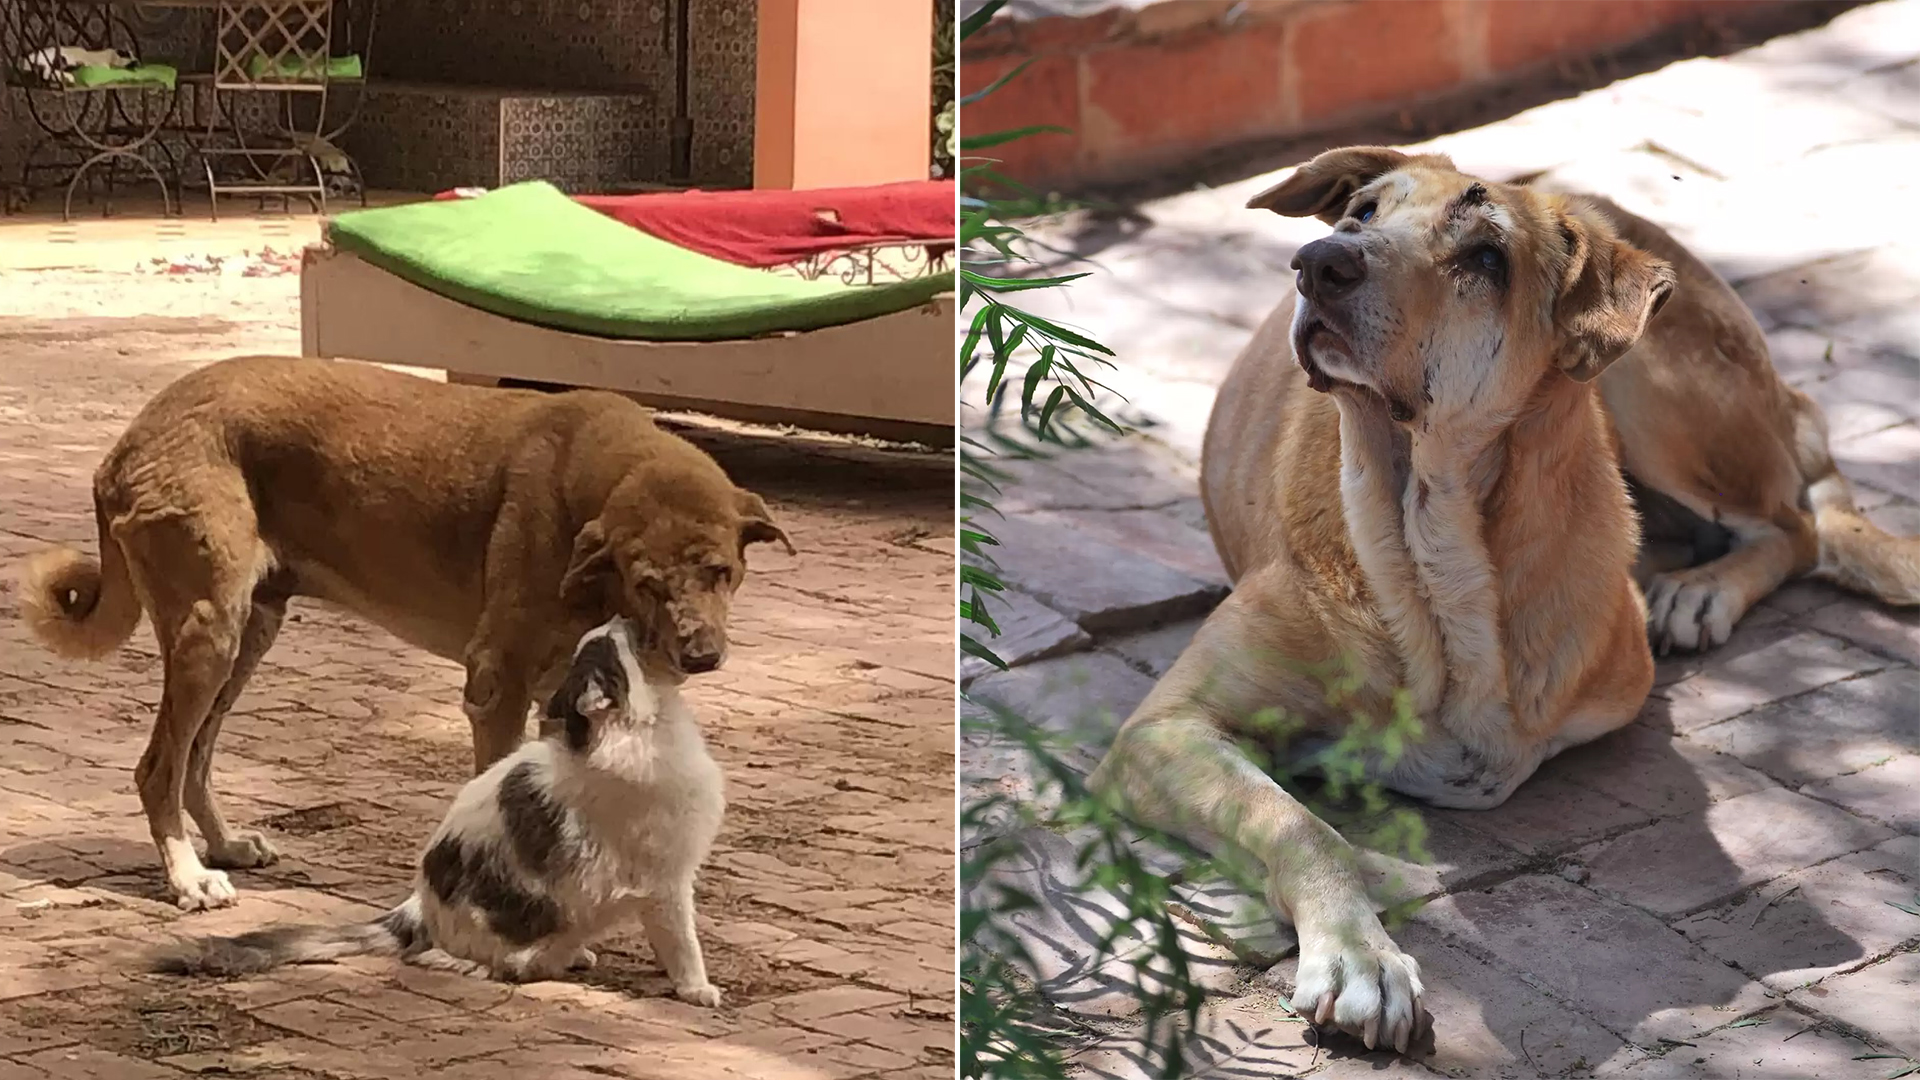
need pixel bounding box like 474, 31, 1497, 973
755, 0, 934, 190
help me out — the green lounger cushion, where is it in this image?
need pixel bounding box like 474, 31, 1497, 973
325, 181, 950, 342
69, 63, 177, 89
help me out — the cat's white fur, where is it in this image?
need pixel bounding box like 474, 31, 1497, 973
18, 47, 135, 84
151, 617, 729, 1005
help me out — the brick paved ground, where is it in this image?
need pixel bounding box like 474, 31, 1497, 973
0, 209, 955, 1079
962, 4, 1920, 1077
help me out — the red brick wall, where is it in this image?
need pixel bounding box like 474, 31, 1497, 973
961, 0, 1780, 191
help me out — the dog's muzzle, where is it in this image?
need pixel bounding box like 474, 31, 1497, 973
1293, 235, 1367, 305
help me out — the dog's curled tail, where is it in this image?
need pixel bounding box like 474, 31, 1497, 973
150, 898, 423, 978
1807, 472, 1920, 607
18, 500, 142, 660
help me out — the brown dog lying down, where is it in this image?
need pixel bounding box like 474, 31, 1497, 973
1089, 148, 1919, 1053
20, 356, 791, 911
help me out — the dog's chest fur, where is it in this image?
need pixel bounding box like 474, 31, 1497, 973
1329, 408, 1542, 809
415, 688, 723, 964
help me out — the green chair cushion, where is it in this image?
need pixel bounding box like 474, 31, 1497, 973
245, 53, 363, 80
69, 63, 177, 89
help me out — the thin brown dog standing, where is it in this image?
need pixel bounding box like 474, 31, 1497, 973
1088, 147, 1920, 1053
19, 357, 792, 912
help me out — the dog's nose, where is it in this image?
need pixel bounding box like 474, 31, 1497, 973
1292, 237, 1367, 302
681, 650, 722, 675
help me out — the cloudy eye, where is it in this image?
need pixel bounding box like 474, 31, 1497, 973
1353, 201, 1376, 224
1468, 244, 1506, 277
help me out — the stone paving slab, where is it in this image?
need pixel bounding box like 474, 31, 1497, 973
0, 238, 955, 1075
1576, 787, 1897, 919
1419, 875, 1774, 1047
1674, 834, 1920, 992
983, 515, 1225, 634
1688, 669, 1918, 786
1788, 951, 1920, 1060
1594, 1007, 1885, 1079
962, 2, 1920, 1075
959, 588, 1091, 682
1800, 754, 1920, 833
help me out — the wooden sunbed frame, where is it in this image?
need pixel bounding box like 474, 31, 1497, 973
298, 243, 956, 441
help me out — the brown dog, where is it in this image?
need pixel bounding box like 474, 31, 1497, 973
1087, 147, 1919, 1053
19, 356, 791, 911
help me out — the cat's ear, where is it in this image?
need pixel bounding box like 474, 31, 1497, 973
543, 630, 628, 751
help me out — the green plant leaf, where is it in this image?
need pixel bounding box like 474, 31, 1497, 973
1003, 307, 1117, 356
960, 564, 1006, 592
961, 124, 1071, 150
961, 634, 1009, 671
961, 269, 1093, 292
959, 0, 1006, 41
960, 58, 1032, 107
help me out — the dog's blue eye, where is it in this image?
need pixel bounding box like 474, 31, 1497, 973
1354, 202, 1376, 223
1471, 245, 1506, 275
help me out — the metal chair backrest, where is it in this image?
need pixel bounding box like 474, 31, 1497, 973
212, 0, 335, 92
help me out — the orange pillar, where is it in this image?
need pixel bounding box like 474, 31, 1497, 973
755, 0, 934, 190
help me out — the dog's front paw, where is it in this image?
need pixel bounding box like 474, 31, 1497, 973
205, 830, 280, 869
172, 868, 238, 912
1290, 915, 1427, 1054
569, 947, 598, 971
1645, 569, 1737, 655
675, 983, 723, 1008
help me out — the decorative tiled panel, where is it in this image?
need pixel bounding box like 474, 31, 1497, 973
341, 84, 503, 191
0, 88, 30, 173
366, 0, 753, 188
500, 94, 665, 191
689, 0, 754, 187
691, 115, 747, 187
372, 0, 673, 92
119, 5, 215, 72
340, 83, 660, 193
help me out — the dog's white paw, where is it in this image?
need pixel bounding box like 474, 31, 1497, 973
675, 983, 724, 1008
569, 947, 598, 971
1645, 570, 1736, 655
1290, 918, 1426, 1054
206, 830, 280, 869
172, 868, 238, 911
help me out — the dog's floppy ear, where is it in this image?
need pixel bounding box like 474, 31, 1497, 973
1552, 208, 1677, 383
544, 629, 630, 752
559, 519, 615, 610
1246, 146, 1421, 224
736, 490, 795, 556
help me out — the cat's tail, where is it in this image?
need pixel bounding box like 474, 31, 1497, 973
149, 895, 425, 977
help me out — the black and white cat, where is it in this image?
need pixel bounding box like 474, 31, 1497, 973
18, 46, 136, 85
151, 616, 728, 1005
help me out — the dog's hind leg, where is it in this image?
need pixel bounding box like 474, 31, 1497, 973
119, 507, 265, 911
1790, 391, 1920, 606
1644, 517, 1808, 654
186, 580, 291, 870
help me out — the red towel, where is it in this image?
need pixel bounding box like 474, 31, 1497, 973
435, 180, 955, 268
